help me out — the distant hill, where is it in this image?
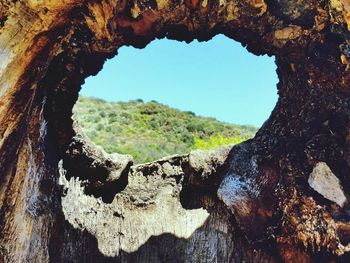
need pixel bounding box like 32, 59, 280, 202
73, 96, 258, 164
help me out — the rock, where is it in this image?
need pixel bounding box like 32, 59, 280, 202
308, 162, 347, 207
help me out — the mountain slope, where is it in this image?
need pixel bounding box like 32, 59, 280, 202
74, 96, 258, 164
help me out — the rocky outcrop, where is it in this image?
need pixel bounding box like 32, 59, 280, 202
1, 0, 350, 262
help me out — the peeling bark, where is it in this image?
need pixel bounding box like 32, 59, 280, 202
1, 0, 350, 262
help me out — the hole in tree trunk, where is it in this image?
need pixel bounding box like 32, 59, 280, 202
73, 35, 278, 165
4, 1, 350, 261
62, 35, 278, 203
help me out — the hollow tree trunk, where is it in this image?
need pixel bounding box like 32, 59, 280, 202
1, 0, 350, 262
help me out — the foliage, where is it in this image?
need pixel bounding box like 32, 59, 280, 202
193, 134, 245, 150
74, 96, 258, 164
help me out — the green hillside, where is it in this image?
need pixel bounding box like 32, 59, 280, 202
73, 96, 258, 164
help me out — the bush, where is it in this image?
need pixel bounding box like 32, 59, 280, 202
192, 134, 244, 150
73, 96, 257, 164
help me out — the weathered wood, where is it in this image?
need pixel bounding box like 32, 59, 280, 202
1, 0, 350, 262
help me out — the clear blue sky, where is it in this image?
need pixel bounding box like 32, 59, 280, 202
80, 34, 278, 127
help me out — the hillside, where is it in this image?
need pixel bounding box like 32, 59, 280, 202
73, 96, 258, 164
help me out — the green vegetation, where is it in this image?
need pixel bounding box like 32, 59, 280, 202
74, 96, 258, 164
193, 134, 245, 150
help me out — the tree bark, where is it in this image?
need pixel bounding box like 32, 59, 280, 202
1, 0, 350, 262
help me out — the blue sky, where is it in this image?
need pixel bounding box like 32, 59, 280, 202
80, 34, 278, 127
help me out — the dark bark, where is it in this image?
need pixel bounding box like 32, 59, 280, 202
1, 0, 350, 262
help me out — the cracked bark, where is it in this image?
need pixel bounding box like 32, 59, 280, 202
1, 0, 350, 262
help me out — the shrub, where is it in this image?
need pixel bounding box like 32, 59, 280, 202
192, 134, 244, 150
73, 96, 257, 164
